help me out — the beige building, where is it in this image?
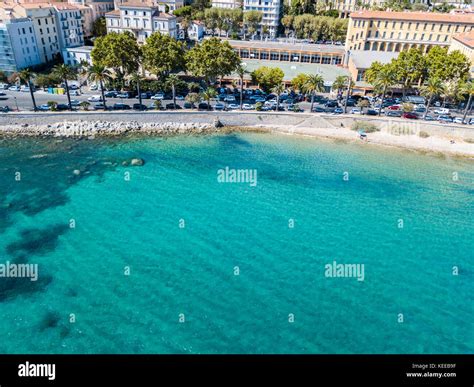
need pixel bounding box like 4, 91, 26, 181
449, 30, 474, 78
211, 0, 242, 9
346, 10, 474, 54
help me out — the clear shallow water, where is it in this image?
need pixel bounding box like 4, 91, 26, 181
0, 132, 472, 354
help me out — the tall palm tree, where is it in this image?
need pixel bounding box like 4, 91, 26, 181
16, 68, 37, 111
460, 80, 474, 123
343, 76, 355, 113
201, 88, 217, 111
420, 77, 444, 119
332, 75, 347, 96
87, 64, 112, 109
304, 74, 325, 113
236, 65, 249, 110
374, 65, 396, 116
271, 83, 285, 112
52, 64, 77, 110
128, 72, 144, 109
166, 74, 181, 109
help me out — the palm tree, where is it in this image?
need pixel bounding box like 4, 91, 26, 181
332, 75, 347, 96
420, 77, 444, 119
52, 64, 77, 110
236, 65, 249, 110
166, 74, 181, 109
129, 72, 144, 109
304, 74, 325, 113
373, 65, 396, 116
201, 88, 217, 111
343, 76, 355, 113
16, 68, 37, 111
460, 80, 474, 123
87, 64, 112, 109
272, 83, 285, 112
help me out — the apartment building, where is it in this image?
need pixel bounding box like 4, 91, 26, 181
449, 30, 474, 78
52, 3, 85, 50
346, 10, 474, 53
105, 1, 177, 42
12, 3, 60, 63
114, 0, 184, 13
243, 0, 281, 38
0, 16, 42, 74
211, 0, 242, 9
332, 0, 384, 18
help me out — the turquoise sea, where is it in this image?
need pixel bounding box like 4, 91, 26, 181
0, 132, 472, 354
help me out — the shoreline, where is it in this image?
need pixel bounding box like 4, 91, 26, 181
0, 111, 473, 159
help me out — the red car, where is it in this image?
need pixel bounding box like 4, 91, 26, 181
387, 105, 401, 110
402, 112, 418, 119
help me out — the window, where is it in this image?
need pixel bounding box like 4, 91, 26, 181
415, 23, 419, 30
29, 27, 32, 33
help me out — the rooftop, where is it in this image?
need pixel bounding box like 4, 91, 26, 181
350, 10, 474, 24
453, 30, 474, 49
105, 9, 120, 16
66, 45, 93, 52
349, 50, 399, 69
225, 39, 346, 54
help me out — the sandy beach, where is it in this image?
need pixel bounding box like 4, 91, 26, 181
0, 111, 473, 158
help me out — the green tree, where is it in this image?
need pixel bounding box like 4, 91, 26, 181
391, 48, 425, 96
460, 80, 474, 123
281, 15, 294, 37
92, 17, 107, 37
204, 7, 220, 35
291, 73, 309, 93
200, 88, 217, 110
426, 46, 470, 82
251, 66, 285, 93
165, 74, 182, 109
47, 101, 57, 111
370, 63, 396, 116
87, 64, 112, 108
52, 64, 77, 110
185, 92, 201, 109
80, 101, 90, 111
304, 74, 325, 112
272, 83, 286, 112
91, 32, 141, 85
15, 69, 37, 111
244, 10, 263, 38
185, 38, 240, 84
142, 32, 186, 80
332, 75, 347, 95
420, 77, 444, 119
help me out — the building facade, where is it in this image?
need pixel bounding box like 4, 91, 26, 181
63, 45, 93, 66
52, 3, 85, 50
243, 0, 281, 38
211, 0, 242, 9
105, 2, 177, 42
449, 31, 474, 78
0, 17, 41, 74
346, 10, 474, 53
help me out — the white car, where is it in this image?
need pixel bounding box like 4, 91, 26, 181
20, 86, 31, 92
87, 95, 102, 102
227, 103, 240, 110
90, 84, 98, 91
434, 108, 449, 115
8, 85, 20, 91
151, 93, 164, 100
0, 83, 8, 89
350, 108, 362, 114
453, 117, 464, 124
224, 95, 236, 102
70, 90, 80, 96
242, 103, 254, 110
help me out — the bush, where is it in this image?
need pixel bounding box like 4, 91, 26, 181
255, 102, 263, 111
402, 103, 414, 113
351, 121, 379, 133
419, 131, 430, 138
464, 138, 474, 144
47, 101, 57, 111
80, 101, 90, 111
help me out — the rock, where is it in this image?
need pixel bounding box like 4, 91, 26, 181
213, 118, 224, 128
130, 158, 145, 166
73, 169, 81, 176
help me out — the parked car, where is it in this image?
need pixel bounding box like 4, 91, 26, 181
366, 109, 378, 116
175, 95, 185, 100
55, 103, 69, 111
38, 104, 50, 111
214, 103, 225, 111
88, 95, 102, 102
0, 83, 8, 90
113, 103, 131, 110
325, 100, 338, 108
288, 104, 304, 112
312, 106, 325, 113
423, 115, 436, 121
90, 84, 98, 91
224, 95, 236, 103
93, 103, 107, 110
183, 102, 194, 109
469, 118, 474, 125
8, 85, 20, 91
437, 115, 453, 123
387, 105, 401, 110
227, 103, 240, 110
333, 107, 343, 114
105, 91, 118, 98
70, 90, 80, 96
69, 84, 79, 90
140, 92, 151, 99
434, 108, 450, 115
70, 100, 81, 107
165, 103, 181, 110
133, 103, 147, 110
116, 92, 131, 98
151, 93, 164, 100
453, 117, 465, 124
385, 110, 402, 117
402, 112, 418, 119
350, 108, 362, 114
0, 106, 10, 112
242, 103, 254, 110
198, 102, 211, 110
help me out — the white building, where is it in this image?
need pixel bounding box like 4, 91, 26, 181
243, 0, 281, 38
63, 45, 93, 66
106, 2, 177, 42
211, 0, 242, 9
0, 17, 41, 74
52, 3, 85, 50
13, 2, 61, 64
113, 0, 184, 13
68, 0, 115, 37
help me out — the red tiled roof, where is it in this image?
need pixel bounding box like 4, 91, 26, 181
453, 30, 474, 48
350, 10, 474, 24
